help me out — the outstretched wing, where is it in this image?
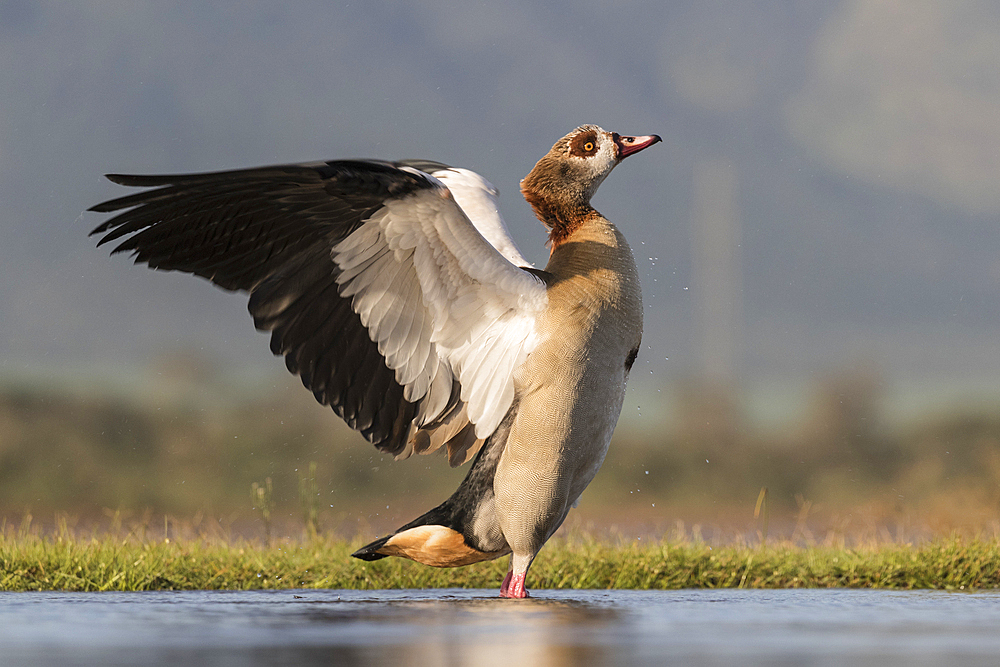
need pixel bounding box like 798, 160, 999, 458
88, 160, 548, 466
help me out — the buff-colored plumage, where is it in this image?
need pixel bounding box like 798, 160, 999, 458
495, 211, 644, 593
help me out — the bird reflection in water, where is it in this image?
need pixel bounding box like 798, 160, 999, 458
281, 593, 624, 667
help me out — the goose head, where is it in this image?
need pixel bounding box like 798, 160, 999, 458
520, 125, 661, 242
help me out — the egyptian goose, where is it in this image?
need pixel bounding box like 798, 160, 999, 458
88, 125, 660, 598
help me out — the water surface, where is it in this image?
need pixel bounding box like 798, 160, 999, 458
2, 588, 999, 666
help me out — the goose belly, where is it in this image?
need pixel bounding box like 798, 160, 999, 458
493, 324, 635, 549
493, 218, 643, 550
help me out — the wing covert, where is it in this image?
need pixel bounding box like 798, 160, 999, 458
334, 187, 547, 440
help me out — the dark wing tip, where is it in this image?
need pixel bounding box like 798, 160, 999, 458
351, 536, 391, 561
103, 173, 183, 188
396, 159, 453, 175
87, 201, 124, 215
105, 173, 140, 185
87, 174, 176, 216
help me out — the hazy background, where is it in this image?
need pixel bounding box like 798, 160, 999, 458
2, 1, 999, 538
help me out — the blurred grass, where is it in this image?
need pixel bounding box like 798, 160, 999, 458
1, 362, 999, 540
2, 519, 998, 591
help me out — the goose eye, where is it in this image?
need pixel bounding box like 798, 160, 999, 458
570, 133, 600, 157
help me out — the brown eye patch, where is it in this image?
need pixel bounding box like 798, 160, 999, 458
569, 131, 599, 157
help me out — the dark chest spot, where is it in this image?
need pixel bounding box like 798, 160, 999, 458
625, 346, 639, 372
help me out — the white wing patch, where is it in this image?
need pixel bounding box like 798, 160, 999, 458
429, 168, 533, 268
332, 181, 547, 439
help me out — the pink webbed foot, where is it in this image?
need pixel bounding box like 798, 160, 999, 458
499, 552, 535, 598
498, 571, 530, 598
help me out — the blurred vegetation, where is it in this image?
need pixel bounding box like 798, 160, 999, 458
0, 358, 998, 542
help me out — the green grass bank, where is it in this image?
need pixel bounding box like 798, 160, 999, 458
3, 529, 998, 592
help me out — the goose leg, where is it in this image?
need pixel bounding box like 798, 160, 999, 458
500, 566, 513, 596
498, 552, 534, 598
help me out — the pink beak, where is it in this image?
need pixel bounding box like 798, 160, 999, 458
613, 133, 662, 160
